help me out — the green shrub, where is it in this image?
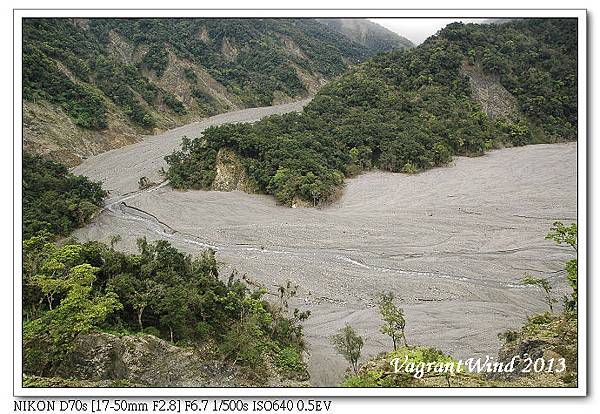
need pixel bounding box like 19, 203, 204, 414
163, 94, 187, 115
195, 321, 211, 338
142, 44, 169, 77
342, 346, 459, 388
275, 346, 306, 377
143, 327, 161, 337
401, 163, 418, 174
220, 319, 270, 371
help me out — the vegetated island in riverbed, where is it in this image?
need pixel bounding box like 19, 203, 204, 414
165, 19, 576, 207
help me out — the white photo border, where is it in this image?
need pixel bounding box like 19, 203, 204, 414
13, 8, 587, 397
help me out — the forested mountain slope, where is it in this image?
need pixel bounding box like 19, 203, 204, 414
317, 19, 414, 52
166, 18, 577, 206
23, 18, 392, 165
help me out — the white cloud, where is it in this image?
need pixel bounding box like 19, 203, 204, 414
370, 18, 490, 45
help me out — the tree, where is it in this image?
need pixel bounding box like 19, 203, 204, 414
378, 291, 407, 350
23, 264, 122, 374
331, 324, 364, 374
23, 233, 57, 320
276, 280, 298, 313
29, 244, 85, 310
546, 221, 577, 252
158, 287, 191, 342
23, 237, 311, 378
520, 274, 556, 312
546, 221, 577, 310
565, 258, 578, 311
132, 279, 164, 331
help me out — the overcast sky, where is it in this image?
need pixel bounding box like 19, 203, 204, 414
370, 18, 489, 45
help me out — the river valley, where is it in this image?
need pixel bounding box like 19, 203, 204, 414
72, 102, 577, 386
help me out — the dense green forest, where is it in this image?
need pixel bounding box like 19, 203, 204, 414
23, 235, 309, 380
23, 18, 382, 134
166, 19, 577, 206
22, 152, 106, 239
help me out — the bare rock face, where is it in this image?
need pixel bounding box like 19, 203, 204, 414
56, 333, 238, 387
211, 148, 258, 193
23, 101, 140, 167
461, 63, 518, 119
486, 312, 577, 386
221, 37, 238, 62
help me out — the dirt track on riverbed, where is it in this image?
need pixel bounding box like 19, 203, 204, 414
72, 103, 577, 386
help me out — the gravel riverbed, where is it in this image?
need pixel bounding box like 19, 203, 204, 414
72, 103, 577, 386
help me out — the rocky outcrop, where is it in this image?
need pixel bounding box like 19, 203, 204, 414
107, 30, 137, 66
221, 37, 238, 62
488, 312, 577, 386
53, 332, 307, 387
211, 148, 258, 193
56, 333, 239, 387
277, 34, 308, 59
461, 63, 518, 119
197, 26, 211, 44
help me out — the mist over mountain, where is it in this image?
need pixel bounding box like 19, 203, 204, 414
317, 18, 414, 52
